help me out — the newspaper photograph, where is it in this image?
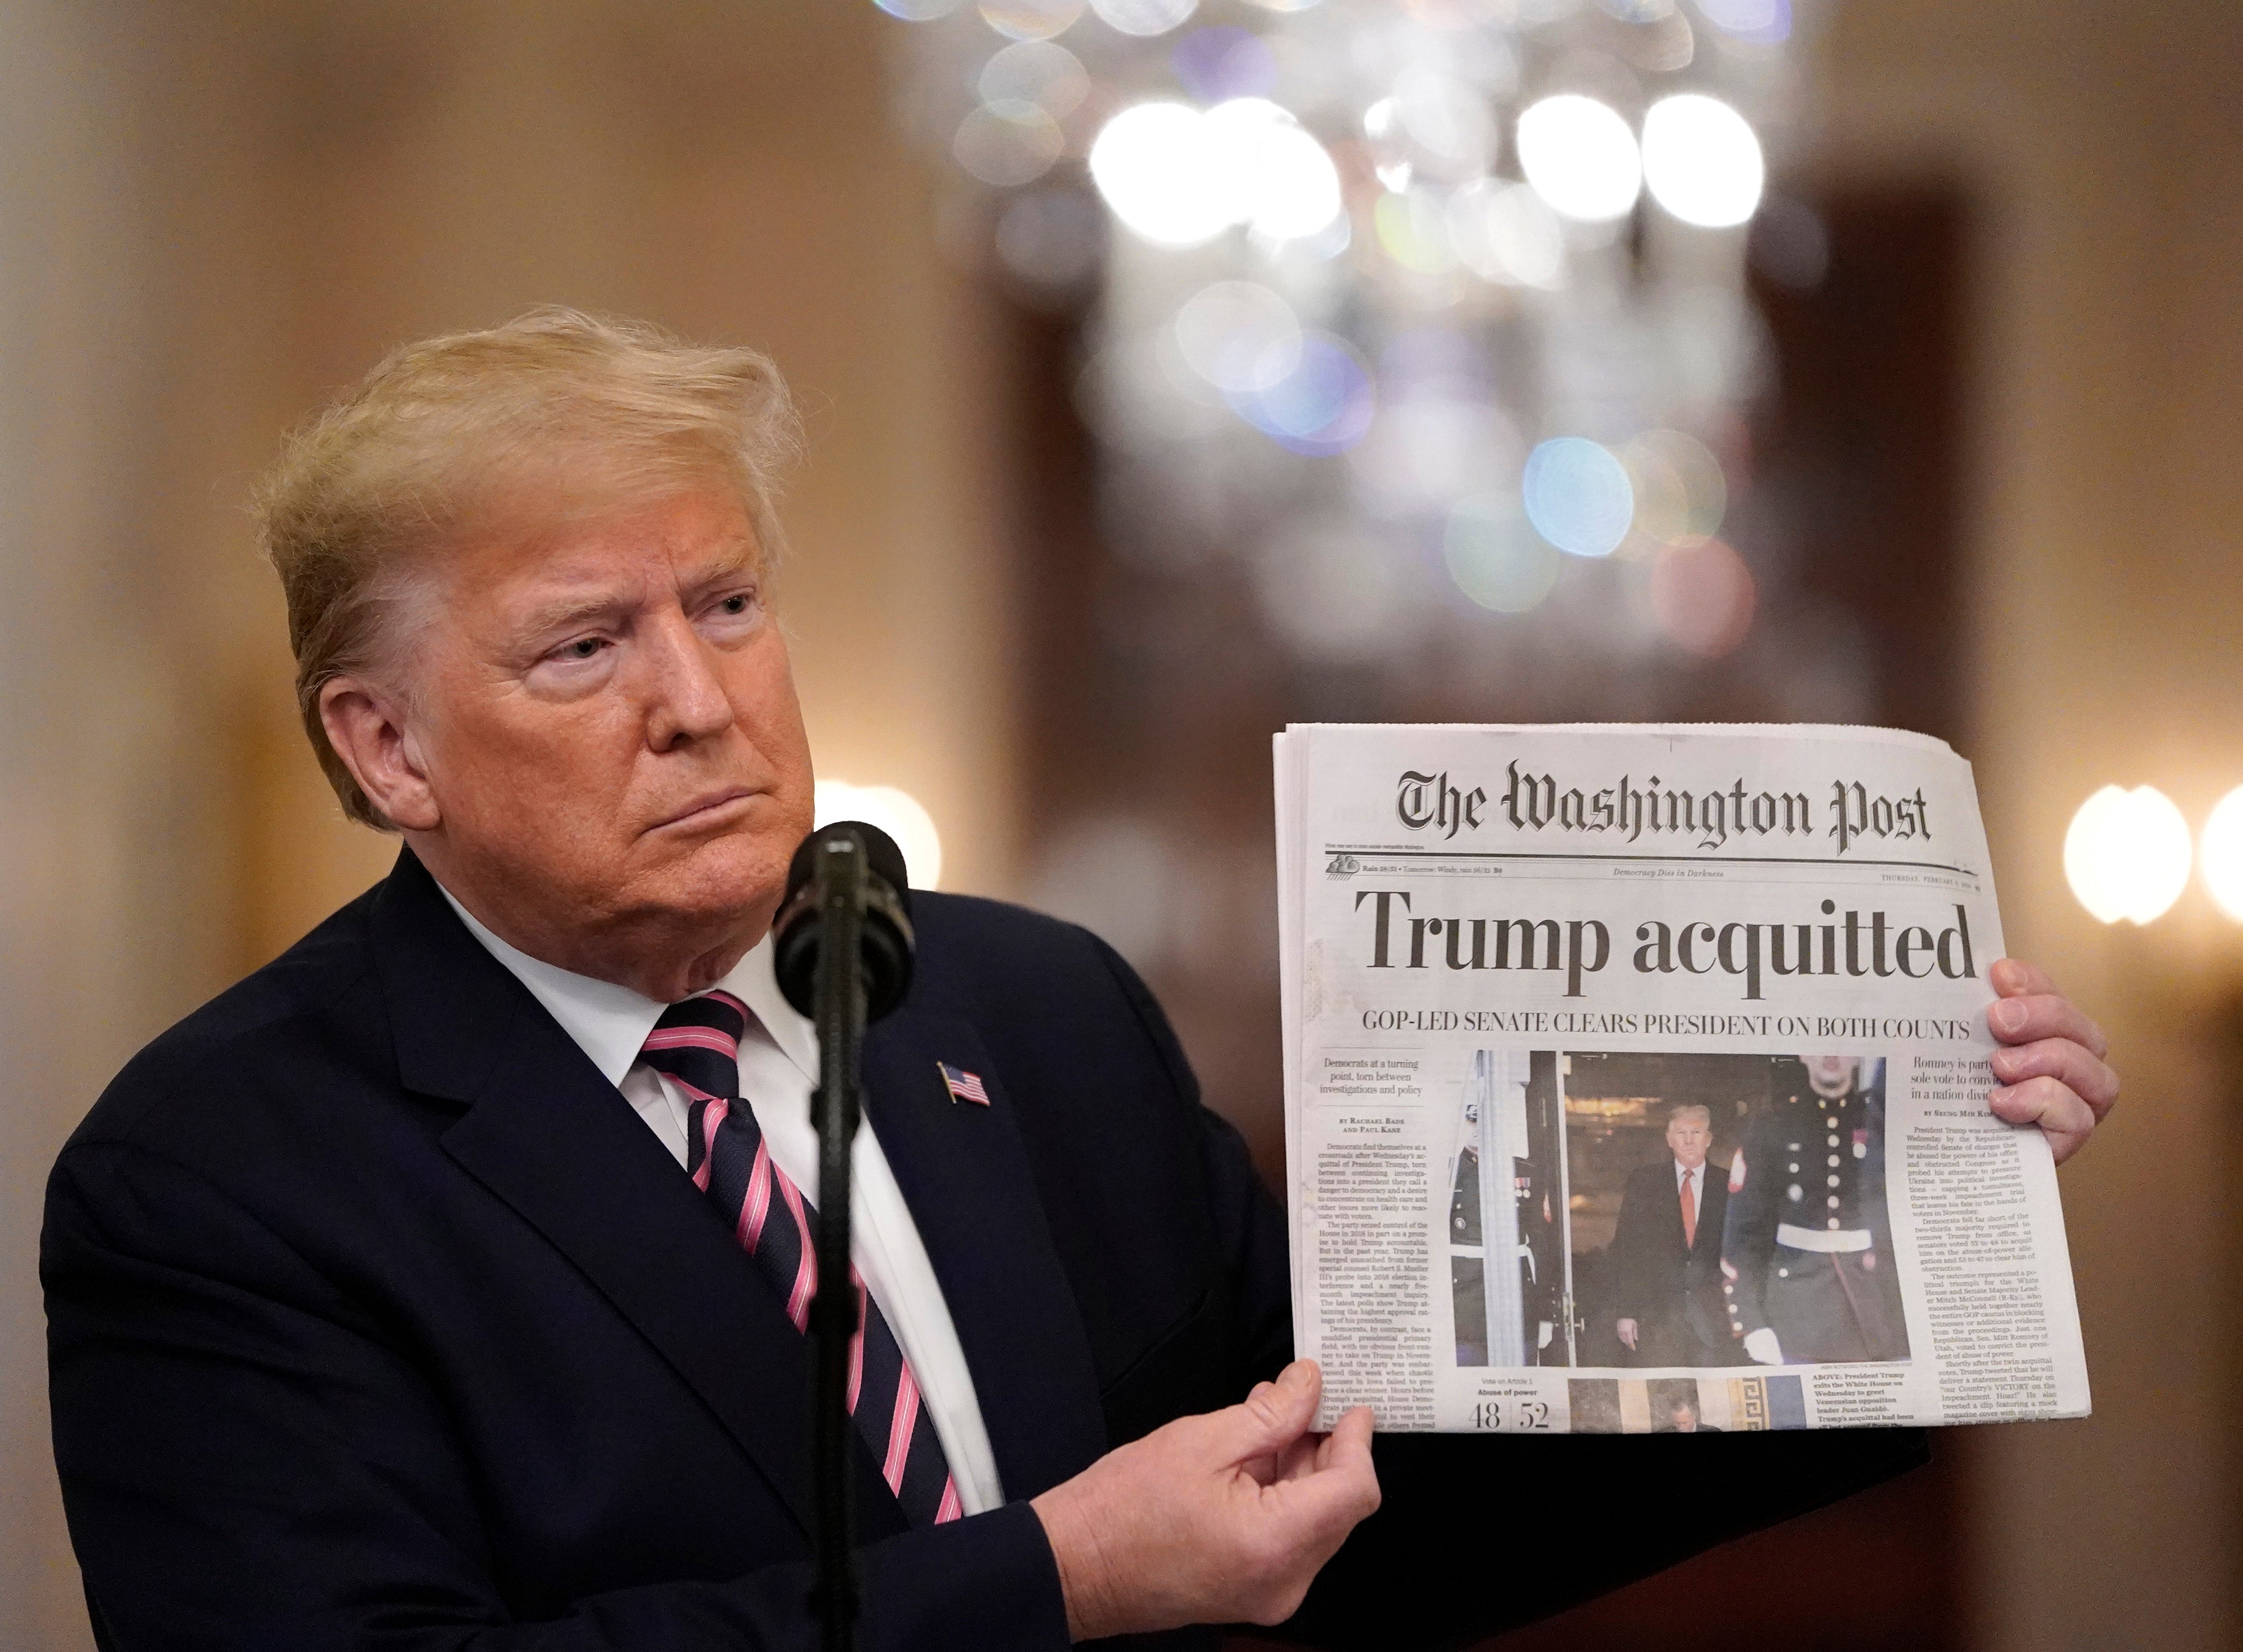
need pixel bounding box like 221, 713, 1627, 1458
1275, 723, 2089, 1434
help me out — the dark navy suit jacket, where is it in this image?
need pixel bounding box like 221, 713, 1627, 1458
45, 850, 1926, 1650
1611, 1159, 1733, 1358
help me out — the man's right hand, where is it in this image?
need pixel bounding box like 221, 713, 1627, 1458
1029, 1359, 1380, 1642
1616, 1317, 1639, 1351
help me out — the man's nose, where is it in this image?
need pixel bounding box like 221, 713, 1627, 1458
640, 612, 735, 748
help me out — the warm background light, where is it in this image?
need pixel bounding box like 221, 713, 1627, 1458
1641, 93, 1766, 229
1515, 94, 1642, 223
1087, 97, 1340, 249
2199, 785, 2243, 921
814, 781, 945, 892
2062, 784, 2193, 925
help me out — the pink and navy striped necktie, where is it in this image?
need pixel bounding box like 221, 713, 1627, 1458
639, 991, 962, 1526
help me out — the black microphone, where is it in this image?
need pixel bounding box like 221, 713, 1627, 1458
772, 822, 915, 1023
773, 821, 917, 1652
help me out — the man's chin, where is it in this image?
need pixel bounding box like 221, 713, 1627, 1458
633, 830, 793, 927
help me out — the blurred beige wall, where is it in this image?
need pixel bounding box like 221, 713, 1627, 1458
1, 3, 1016, 1646
1813, 3, 2243, 1648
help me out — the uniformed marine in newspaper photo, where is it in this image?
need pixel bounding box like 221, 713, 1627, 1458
1721, 1055, 1910, 1364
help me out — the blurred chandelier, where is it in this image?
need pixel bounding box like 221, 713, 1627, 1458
877, 0, 1816, 670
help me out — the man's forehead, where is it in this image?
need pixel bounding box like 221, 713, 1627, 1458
464, 494, 764, 596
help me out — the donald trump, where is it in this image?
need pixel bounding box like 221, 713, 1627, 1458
43, 310, 2120, 1650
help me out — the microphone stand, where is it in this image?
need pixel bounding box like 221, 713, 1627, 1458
807, 836, 866, 1652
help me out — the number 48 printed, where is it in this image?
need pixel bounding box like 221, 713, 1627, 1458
1471, 1399, 1552, 1430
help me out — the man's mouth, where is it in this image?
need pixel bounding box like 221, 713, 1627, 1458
649, 786, 759, 833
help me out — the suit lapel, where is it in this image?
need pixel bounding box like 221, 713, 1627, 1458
1654, 1164, 1688, 1255
373, 850, 897, 1540
861, 1011, 1109, 1501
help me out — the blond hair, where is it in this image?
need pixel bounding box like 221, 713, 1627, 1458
253, 307, 801, 828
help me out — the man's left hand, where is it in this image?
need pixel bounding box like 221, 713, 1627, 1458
1986, 958, 2117, 1165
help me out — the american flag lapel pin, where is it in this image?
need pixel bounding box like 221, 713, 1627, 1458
938, 1061, 990, 1106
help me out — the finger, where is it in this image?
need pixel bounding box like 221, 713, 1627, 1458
1289, 1408, 1381, 1530
1989, 1036, 2119, 1119
1991, 1075, 2098, 1165
1989, 957, 2059, 999
1310, 1408, 1372, 1476
1216, 1360, 1322, 1464
1237, 1381, 1285, 1482
1986, 991, 2107, 1059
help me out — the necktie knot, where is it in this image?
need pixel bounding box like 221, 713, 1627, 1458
640, 990, 750, 1104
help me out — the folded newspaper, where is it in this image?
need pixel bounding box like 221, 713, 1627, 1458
1276, 723, 2089, 1434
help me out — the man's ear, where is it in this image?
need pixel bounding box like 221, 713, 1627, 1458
320, 676, 441, 832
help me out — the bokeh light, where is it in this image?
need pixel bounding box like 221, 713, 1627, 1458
1349, 390, 1519, 516
1174, 280, 1302, 393
1446, 179, 1565, 289
1374, 188, 1456, 274
1621, 428, 1726, 545
1445, 495, 1561, 612
1088, 101, 1234, 244
2064, 785, 2191, 925
1088, 98, 1341, 247
899, 0, 1794, 683
1522, 436, 1634, 557
2200, 787, 2243, 921
1649, 538, 1755, 656
1641, 94, 1765, 228
1232, 334, 1376, 455
1169, 25, 1278, 101
1516, 95, 1641, 222
1090, 0, 1198, 35
1391, 65, 1498, 177
953, 100, 1064, 186
979, 0, 1085, 41
1206, 98, 1345, 241
1695, 0, 1790, 44
979, 39, 1091, 117
815, 781, 945, 891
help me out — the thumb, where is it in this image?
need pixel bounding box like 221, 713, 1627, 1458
1211, 1360, 1322, 1464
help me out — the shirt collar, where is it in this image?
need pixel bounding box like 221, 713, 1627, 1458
438, 885, 817, 1087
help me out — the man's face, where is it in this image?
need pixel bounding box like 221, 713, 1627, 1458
401, 487, 814, 958
1669, 1402, 1700, 1433
1665, 1112, 1710, 1169
1805, 1054, 1862, 1098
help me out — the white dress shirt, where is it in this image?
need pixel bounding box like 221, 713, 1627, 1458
440, 889, 1005, 1516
